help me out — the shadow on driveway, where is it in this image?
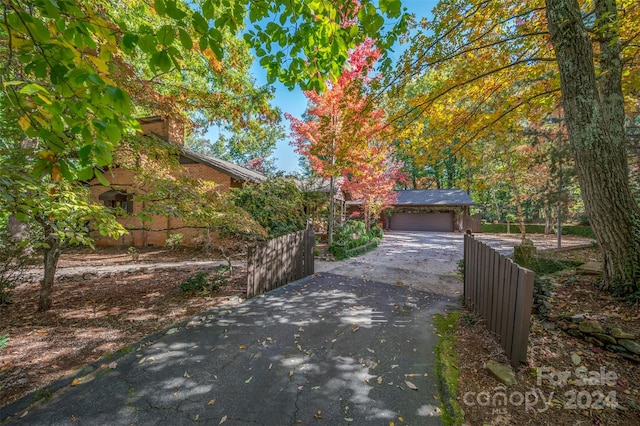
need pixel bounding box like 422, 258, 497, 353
3, 273, 454, 425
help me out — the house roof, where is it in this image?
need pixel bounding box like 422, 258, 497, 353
179, 146, 267, 184
393, 189, 474, 206
293, 176, 344, 193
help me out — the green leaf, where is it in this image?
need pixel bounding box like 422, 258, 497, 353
77, 166, 94, 181
152, 50, 173, 72
94, 169, 111, 187
165, 0, 187, 19
178, 28, 193, 50
122, 33, 139, 50
192, 12, 208, 33
58, 159, 74, 181
154, 0, 166, 15
157, 25, 175, 46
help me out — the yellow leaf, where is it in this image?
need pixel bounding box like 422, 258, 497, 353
398, 416, 404, 422
389, 422, 395, 426
18, 116, 30, 131
208, 399, 216, 406
239, 345, 246, 350
71, 378, 79, 386
404, 380, 418, 390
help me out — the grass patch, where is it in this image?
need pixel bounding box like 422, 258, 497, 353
434, 310, 464, 426
104, 344, 135, 360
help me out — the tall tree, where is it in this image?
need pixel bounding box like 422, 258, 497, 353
287, 38, 394, 243
546, 0, 640, 293
396, 0, 640, 294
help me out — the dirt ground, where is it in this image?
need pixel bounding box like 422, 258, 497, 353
455, 246, 640, 425
0, 246, 247, 408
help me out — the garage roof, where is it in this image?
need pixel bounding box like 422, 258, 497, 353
393, 189, 474, 206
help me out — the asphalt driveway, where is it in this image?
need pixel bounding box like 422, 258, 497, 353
316, 231, 465, 296
2, 231, 466, 425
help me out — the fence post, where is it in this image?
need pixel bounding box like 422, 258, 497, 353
511, 268, 535, 367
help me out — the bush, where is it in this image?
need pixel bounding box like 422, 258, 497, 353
328, 221, 382, 260
480, 223, 594, 237
179, 266, 229, 293
165, 233, 183, 249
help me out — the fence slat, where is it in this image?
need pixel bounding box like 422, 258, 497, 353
246, 226, 315, 298
511, 268, 535, 367
463, 236, 536, 367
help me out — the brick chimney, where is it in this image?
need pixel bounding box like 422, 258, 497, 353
138, 116, 185, 145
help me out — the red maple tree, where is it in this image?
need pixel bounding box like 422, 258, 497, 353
287, 38, 403, 237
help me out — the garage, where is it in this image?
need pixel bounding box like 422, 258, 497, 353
389, 212, 454, 232
387, 189, 475, 233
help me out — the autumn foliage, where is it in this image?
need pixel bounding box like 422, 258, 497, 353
287, 38, 404, 229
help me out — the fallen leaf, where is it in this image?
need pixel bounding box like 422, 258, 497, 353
184, 371, 191, 378
268, 363, 273, 370
108, 362, 117, 369
377, 376, 383, 385
219, 415, 227, 424
314, 410, 323, 419
345, 417, 354, 422
208, 399, 216, 406
311, 386, 320, 390
71, 415, 77, 422
166, 328, 178, 335
404, 381, 418, 390
71, 378, 79, 386
352, 326, 360, 333
239, 345, 246, 350
398, 416, 404, 422
289, 370, 294, 378
245, 376, 253, 384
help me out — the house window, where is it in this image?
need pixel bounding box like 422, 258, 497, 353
99, 190, 134, 215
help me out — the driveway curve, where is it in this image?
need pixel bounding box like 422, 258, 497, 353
316, 231, 465, 296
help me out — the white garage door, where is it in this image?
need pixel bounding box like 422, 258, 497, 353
389, 212, 454, 232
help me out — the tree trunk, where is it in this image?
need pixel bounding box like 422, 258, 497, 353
328, 175, 335, 245
39, 226, 61, 311
547, 0, 640, 294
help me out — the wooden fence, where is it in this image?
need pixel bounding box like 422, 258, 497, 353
463, 234, 535, 367
246, 226, 315, 298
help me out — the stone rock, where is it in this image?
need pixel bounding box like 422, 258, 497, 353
485, 360, 517, 386
609, 345, 628, 353
619, 339, 640, 355
82, 272, 97, 280
593, 333, 617, 345
579, 320, 604, 334
619, 352, 640, 363
584, 336, 604, 347
567, 329, 583, 338
610, 328, 635, 340
570, 314, 585, 323
576, 261, 603, 275
571, 354, 582, 365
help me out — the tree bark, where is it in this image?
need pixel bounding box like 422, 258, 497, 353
546, 0, 640, 294
38, 225, 61, 311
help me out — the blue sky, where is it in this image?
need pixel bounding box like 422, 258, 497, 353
215, 1, 438, 173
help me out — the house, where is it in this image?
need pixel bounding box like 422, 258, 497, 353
386, 189, 476, 232
89, 116, 266, 247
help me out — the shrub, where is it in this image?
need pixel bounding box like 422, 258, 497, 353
165, 233, 183, 250
328, 221, 382, 260
0, 334, 8, 349
179, 266, 229, 294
